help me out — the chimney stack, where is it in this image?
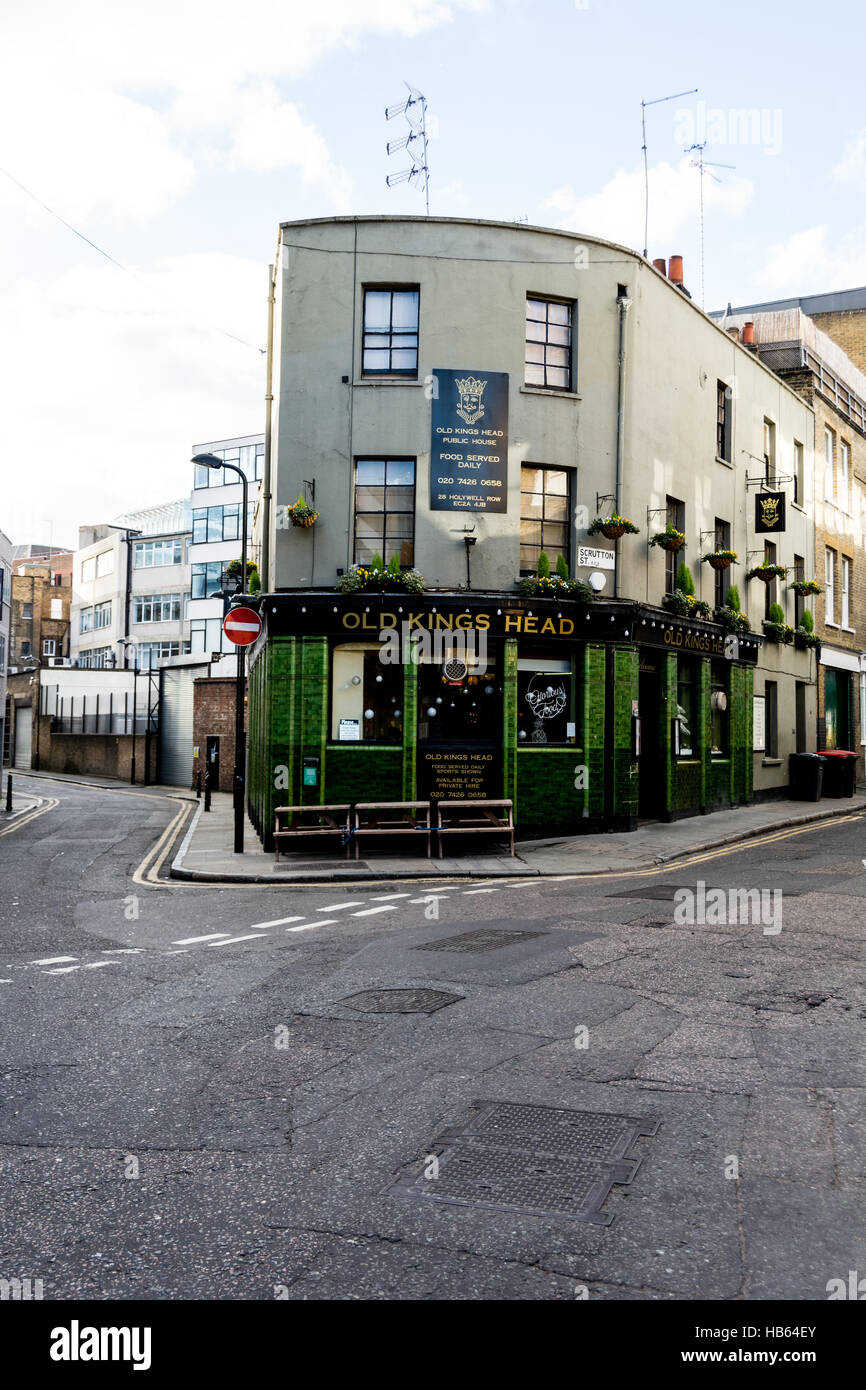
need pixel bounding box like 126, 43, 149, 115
726, 326, 739, 339
652, 258, 667, 275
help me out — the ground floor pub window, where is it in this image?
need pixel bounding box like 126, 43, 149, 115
711, 661, 730, 756
676, 658, 696, 756
516, 652, 576, 745
417, 644, 501, 741
331, 643, 403, 744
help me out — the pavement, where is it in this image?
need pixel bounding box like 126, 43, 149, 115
172, 785, 866, 882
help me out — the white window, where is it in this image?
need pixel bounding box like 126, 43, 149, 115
81, 556, 96, 584
134, 539, 183, 568
825, 427, 835, 501
80, 606, 94, 634
134, 593, 182, 624
0, 633, 6, 669
826, 548, 836, 624
50, 598, 63, 619
93, 600, 112, 630
135, 641, 180, 669
840, 441, 851, 513
842, 556, 851, 628
96, 550, 114, 578
763, 418, 776, 484
78, 646, 113, 669
793, 440, 804, 506
42, 638, 56, 656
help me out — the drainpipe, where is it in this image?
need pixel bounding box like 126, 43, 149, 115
614, 288, 632, 599
262, 261, 276, 592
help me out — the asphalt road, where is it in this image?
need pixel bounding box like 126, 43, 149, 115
1, 773, 864, 1300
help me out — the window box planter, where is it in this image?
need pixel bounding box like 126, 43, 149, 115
713, 605, 750, 634
587, 515, 639, 541
662, 590, 711, 619
702, 549, 738, 572
649, 524, 686, 552
789, 578, 822, 596
794, 629, 821, 651
337, 565, 426, 595
746, 563, 787, 583
518, 576, 593, 602
762, 620, 794, 645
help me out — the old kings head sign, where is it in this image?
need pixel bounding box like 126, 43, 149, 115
755, 490, 786, 533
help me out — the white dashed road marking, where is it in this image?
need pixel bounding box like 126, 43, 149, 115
30, 956, 77, 966
102, 948, 145, 955
351, 905, 398, 917
248, 915, 306, 929
84, 961, 119, 970
207, 934, 269, 947
368, 892, 411, 901
42, 966, 80, 975
318, 902, 366, 912
463, 888, 499, 895
286, 920, 337, 932
172, 933, 231, 945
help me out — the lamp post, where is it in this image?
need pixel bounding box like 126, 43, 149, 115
117, 639, 139, 785
192, 452, 249, 854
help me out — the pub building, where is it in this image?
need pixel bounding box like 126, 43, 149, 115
246, 217, 817, 847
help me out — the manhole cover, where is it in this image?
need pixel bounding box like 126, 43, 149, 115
394, 1101, 659, 1225
414, 929, 546, 954
340, 988, 463, 1014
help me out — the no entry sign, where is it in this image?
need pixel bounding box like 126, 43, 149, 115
223, 605, 262, 646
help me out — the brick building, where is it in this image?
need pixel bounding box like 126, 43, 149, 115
719, 304, 866, 769
10, 555, 73, 668
192, 676, 243, 792
245, 217, 818, 849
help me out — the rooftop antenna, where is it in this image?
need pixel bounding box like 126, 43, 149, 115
685, 142, 736, 309
641, 87, 698, 257
386, 81, 430, 216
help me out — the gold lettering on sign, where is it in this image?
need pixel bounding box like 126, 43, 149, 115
759, 496, 780, 528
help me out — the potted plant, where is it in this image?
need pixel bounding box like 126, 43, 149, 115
649, 522, 686, 551
285, 493, 319, 528
746, 562, 787, 583
762, 603, 794, 644
336, 555, 426, 595
662, 590, 712, 619
713, 586, 749, 634
789, 578, 822, 596
702, 548, 738, 572
794, 609, 821, 651
587, 514, 640, 541
224, 558, 261, 594
518, 553, 593, 602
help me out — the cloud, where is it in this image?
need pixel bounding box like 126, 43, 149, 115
757, 225, 866, 296
540, 158, 754, 254
0, 253, 265, 543
226, 84, 353, 211
833, 131, 866, 182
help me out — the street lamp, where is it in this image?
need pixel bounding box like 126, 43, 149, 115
117, 639, 139, 786
192, 452, 249, 854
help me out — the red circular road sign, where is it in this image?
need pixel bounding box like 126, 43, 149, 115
223, 605, 262, 646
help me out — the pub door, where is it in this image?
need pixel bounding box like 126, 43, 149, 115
638, 660, 664, 820
416, 645, 503, 802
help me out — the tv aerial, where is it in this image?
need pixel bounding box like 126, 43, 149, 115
685, 142, 736, 308
386, 81, 430, 216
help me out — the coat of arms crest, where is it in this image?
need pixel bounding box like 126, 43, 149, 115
455, 375, 487, 425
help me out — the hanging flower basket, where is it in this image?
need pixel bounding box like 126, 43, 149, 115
587, 514, 639, 541
746, 563, 787, 584
702, 549, 738, 572
285, 493, 319, 528
649, 523, 686, 552
789, 578, 822, 596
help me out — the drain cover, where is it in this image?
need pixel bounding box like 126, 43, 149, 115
395, 1101, 659, 1225
339, 988, 463, 1014
414, 929, 546, 954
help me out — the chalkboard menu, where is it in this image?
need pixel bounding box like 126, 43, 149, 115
430, 369, 508, 512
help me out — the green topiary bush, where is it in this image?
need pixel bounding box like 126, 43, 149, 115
768, 602, 785, 625
537, 551, 550, 578
555, 554, 569, 580
801, 608, 814, 633
676, 561, 694, 596
726, 584, 741, 612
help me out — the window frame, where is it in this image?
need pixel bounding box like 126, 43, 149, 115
716, 381, 732, 462
519, 465, 573, 575
133, 592, 182, 625
525, 295, 574, 392
826, 547, 836, 624
361, 286, 420, 378
841, 555, 851, 628
352, 457, 416, 568
665, 497, 685, 595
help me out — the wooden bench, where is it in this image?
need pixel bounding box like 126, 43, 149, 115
274, 804, 351, 862
352, 802, 432, 860
435, 799, 515, 858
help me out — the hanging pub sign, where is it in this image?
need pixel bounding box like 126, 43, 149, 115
430, 368, 508, 512
755, 490, 786, 533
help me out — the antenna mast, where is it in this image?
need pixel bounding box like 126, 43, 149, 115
386, 82, 430, 216
640, 87, 698, 257
685, 142, 735, 308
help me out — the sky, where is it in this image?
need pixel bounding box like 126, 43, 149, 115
2, 0, 865, 548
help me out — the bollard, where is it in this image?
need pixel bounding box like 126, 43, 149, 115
195, 770, 202, 800
5, 774, 11, 813
203, 767, 211, 813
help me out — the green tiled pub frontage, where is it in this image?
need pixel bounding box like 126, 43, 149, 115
247, 592, 757, 852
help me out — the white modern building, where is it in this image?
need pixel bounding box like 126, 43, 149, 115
70, 500, 191, 670
188, 434, 263, 663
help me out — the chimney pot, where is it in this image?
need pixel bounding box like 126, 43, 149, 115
742, 321, 755, 345
726, 326, 739, 339
669, 254, 684, 285
652, 258, 667, 275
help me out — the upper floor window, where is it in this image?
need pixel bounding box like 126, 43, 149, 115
763, 540, 777, 618
362, 288, 419, 376
81, 556, 96, 584
134, 593, 182, 624
520, 466, 571, 574
525, 298, 573, 390
134, 539, 183, 567
42, 638, 56, 657
20, 601, 33, 621
825, 547, 836, 623
714, 518, 731, 608
763, 418, 776, 485
192, 505, 240, 544
841, 555, 852, 628
96, 550, 114, 579
353, 459, 415, 567
665, 496, 685, 595
840, 440, 851, 513
793, 439, 804, 505
193, 442, 264, 488
716, 381, 732, 461
191, 561, 225, 599
824, 426, 835, 501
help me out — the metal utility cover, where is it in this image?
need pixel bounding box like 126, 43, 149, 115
395, 1101, 659, 1225
339, 988, 463, 1015
414, 929, 547, 954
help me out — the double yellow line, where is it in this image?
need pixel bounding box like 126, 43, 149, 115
0, 796, 59, 837
132, 798, 194, 888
